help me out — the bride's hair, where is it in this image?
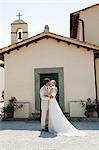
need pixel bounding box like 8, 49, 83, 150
50, 80, 56, 86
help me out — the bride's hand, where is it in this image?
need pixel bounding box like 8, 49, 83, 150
50, 95, 54, 99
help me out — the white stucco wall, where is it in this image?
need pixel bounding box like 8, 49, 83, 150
77, 21, 83, 41
78, 6, 99, 46
4, 38, 96, 117
0, 67, 4, 100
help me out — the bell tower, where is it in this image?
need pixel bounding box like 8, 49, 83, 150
11, 13, 28, 44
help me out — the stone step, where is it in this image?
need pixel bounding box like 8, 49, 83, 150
70, 117, 99, 122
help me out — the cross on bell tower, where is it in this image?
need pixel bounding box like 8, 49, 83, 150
16, 12, 22, 20
11, 13, 28, 44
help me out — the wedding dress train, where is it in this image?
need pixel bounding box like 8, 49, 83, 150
48, 87, 87, 136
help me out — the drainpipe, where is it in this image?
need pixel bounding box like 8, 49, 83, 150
78, 19, 85, 42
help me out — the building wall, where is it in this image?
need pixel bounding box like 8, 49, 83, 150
4, 38, 96, 117
77, 21, 83, 41
78, 6, 99, 46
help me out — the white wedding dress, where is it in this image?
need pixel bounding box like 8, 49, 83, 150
48, 86, 87, 136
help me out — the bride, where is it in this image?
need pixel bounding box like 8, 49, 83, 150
48, 80, 87, 136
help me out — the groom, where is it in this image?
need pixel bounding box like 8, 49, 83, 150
40, 78, 51, 131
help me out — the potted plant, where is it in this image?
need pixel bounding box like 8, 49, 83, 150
80, 98, 97, 118
96, 100, 99, 117
1, 90, 4, 99
4, 97, 23, 118
4, 103, 15, 118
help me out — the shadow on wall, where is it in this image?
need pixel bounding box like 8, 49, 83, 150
0, 67, 4, 100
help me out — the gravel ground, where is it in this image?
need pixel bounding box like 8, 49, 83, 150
0, 120, 99, 150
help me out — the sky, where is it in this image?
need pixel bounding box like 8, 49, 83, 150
0, 0, 99, 48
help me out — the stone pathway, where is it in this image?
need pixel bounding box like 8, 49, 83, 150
0, 120, 99, 150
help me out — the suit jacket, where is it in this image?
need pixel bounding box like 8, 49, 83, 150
40, 85, 50, 101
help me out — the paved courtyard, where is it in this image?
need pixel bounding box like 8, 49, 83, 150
0, 120, 99, 150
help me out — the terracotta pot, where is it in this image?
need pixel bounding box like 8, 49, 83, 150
5, 112, 14, 118
86, 111, 97, 118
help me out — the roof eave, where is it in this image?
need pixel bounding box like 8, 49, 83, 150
0, 32, 99, 55
71, 3, 99, 15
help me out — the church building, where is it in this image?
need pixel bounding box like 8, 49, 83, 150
0, 4, 99, 118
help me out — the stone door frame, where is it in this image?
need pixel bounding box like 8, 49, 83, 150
34, 67, 64, 113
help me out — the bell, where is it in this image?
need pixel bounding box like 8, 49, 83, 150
18, 32, 22, 39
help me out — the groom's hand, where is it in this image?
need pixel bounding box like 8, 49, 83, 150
44, 95, 48, 97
